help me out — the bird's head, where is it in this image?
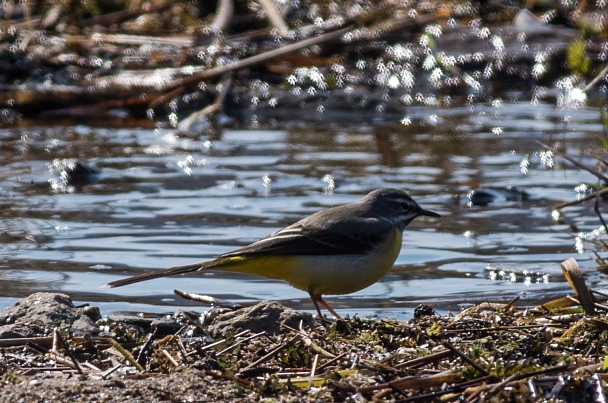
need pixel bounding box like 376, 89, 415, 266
360, 188, 440, 231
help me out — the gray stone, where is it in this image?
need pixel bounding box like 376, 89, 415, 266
0, 292, 98, 338
208, 300, 313, 337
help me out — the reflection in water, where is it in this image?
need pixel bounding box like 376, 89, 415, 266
0, 102, 606, 318
373, 127, 400, 168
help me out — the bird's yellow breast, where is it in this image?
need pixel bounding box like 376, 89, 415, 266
214, 226, 403, 296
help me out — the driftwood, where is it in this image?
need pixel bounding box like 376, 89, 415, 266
561, 258, 596, 315
149, 25, 352, 108
258, 0, 289, 35
209, 0, 234, 34
177, 73, 232, 135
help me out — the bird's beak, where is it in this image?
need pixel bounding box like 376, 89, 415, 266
419, 208, 441, 217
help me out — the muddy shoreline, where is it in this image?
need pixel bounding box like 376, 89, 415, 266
1, 278, 607, 402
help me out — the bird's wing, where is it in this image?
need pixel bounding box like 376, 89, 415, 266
220, 216, 394, 257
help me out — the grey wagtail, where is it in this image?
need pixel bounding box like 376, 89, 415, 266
107, 188, 440, 318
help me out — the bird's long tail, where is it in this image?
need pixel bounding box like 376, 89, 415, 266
106, 262, 206, 288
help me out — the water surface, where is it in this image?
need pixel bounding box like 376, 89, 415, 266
1, 101, 605, 318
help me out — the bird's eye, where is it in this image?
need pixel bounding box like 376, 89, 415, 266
400, 202, 409, 210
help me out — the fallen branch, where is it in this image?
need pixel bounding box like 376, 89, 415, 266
240, 333, 301, 373
551, 188, 608, 210
259, 0, 289, 35
177, 73, 233, 135
173, 287, 242, 309
594, 193, 608, 230
394, 349, 453, 369
150, 25, 352, 106
53, 329, 83, 375
357, 370, 461, 393
442, 340, 493, 378
209, 0, 234, 34
538, 141, 608, 184
109, 337, 145, 372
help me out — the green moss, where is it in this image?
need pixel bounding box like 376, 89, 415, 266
1, 369, 17, 383
566, 39, 591, 76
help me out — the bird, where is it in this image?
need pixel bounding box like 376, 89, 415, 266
106, 188, 440, 318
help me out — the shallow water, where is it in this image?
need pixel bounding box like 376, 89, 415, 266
1, 100, 606, 319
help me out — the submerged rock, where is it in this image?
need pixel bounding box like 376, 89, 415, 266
64, 160, 101, 186
456, 186, 530, 206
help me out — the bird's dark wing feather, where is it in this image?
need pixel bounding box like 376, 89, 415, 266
221, 217, 393, 257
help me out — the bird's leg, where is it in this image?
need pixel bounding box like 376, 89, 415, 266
317, 297, 342, 319
309, 291, 342, 319
309, 291, 325, 318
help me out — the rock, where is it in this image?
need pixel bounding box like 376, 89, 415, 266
48, 159, 101, 192
454, 186, 530, 206
513, 9, 541, 28
80, 305, 102, 322
0, 292, 98, 338
208, 300, 313, 337
64, 160, 101, 186
413, 304, 435, 318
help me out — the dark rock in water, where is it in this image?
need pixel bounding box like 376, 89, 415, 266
0, 292, 98, 338
457, 186, 530, 206
79, 304, 102, 322
208, 300, 313, 337
49, 159, 101, 191
413, 304, 435, 318
64, 160, 101, 186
